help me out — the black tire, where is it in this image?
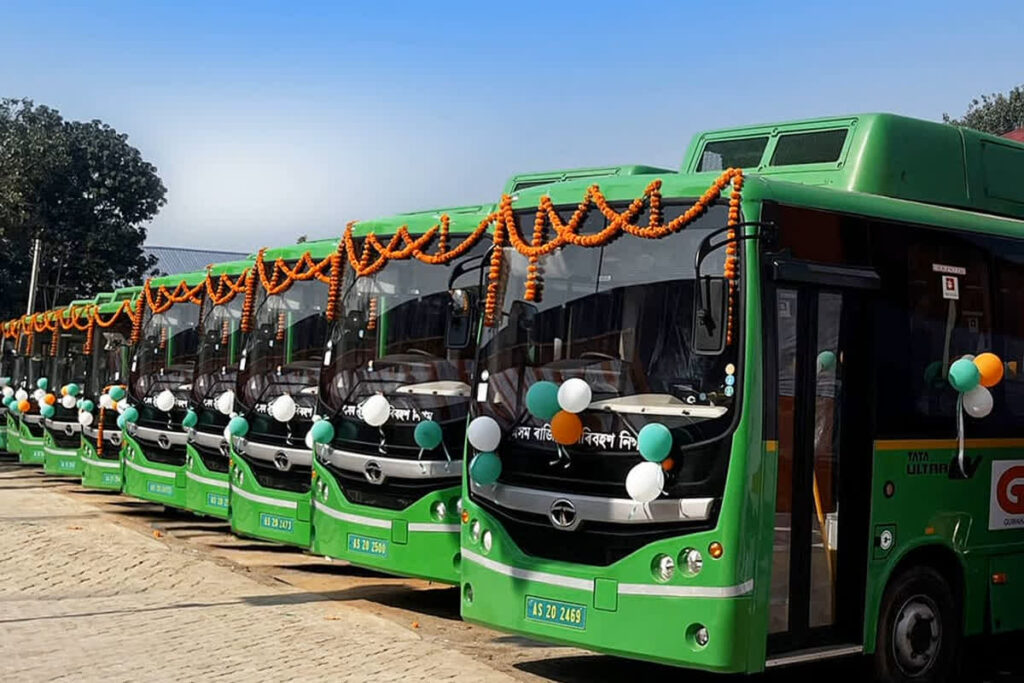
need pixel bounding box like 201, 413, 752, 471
873, 565, 962, 682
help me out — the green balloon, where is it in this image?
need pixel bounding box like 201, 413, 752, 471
526, 381, 560, 421
9, 401, 19, 415
36, 377, 48, 390
81, 400, 94, 413
470, 452, 502, 486
948, 358, 980, 393
40, 404, 55, 419
310, 420, 335, 445
66, 383, 80, 397
414, 420, 443, 450
116, 414, 126, 430
122, 406, 139, 424
637, 422, 673, 462
923, 360, 943, 387
181, 409, 198, 429
109, 386, 126, 401
227, 415, 249, 437
2, 396, 12, 407
816, 350, 837, 373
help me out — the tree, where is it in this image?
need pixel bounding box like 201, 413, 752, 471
943, 85, 1024, 135
0, 98, 166, 317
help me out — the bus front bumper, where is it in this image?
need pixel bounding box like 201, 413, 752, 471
80, 436, 123, 490
18, 425, 45, 465
5, 414, 21, 455
121, 434, 187, 508
228, 451, 311, 547
183, 444, 230, 519
310, 458, 462, 584
42, 442, 82, 476
459, 503, 756, 673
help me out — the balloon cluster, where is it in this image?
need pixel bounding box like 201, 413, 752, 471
525, 378, 591, 445
948, 352, 1003, 418
625, 423, 675, 504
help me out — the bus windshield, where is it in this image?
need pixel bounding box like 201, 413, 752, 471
89, 325, 130, 397
193, 295, 245, 408
320, 240, 487, 448
478, 202, 738, 462
53, 331, 90, 389
130, 302, 200, 405
237, 279, 326, 416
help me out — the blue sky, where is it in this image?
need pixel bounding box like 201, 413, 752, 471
2, 1, 1022, 250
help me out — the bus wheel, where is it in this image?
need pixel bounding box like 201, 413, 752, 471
874, 565, 961, 682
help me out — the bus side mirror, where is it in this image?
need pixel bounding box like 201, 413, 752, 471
446, 289, 475, 350
693, 278, 727, 355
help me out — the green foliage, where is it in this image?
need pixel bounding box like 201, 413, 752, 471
943, 85, 1024, 135
0, 98, 166, 317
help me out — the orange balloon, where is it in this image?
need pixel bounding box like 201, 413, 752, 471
43, 393, 56, 405
661, 457, 675, 472
550, 410, 583, 445
17, 400, 30, 413
60, 386, 68, 396
974, 352, 1004, 388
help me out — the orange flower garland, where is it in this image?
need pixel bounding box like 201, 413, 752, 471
85, 299, 140, 354
367, 297, 378, 331
96, 407, 105, 456
241, 265, 258, 334
482, 168, 745, 328
242, 244, 345, 333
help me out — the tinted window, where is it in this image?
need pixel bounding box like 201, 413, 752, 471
698, 137, 768, 171
770, 129, 848, 166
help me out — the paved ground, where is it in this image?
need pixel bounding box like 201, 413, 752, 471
0, 458, 1017, 682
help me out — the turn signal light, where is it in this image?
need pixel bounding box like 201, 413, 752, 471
709, 542, 724, 559
993, 573, 1008, 585
461, 510, 470, 524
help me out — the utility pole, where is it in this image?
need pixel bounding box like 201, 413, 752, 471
25, 237, 41, 316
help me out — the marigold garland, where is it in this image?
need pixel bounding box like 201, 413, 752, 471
96, 406, 106, 456
85, 299, 140, 354
241, 245, 345, 333
482, 168, 745, 330
367, 297, 378, 331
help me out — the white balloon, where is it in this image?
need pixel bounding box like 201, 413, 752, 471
557, 378, 593, 414
361, 394, 391, 427
304, 429, 314, 450
216, 390, 235, 416
15, 389, 28, 402
223, 425, 233, 443
467, 416, 502, 452
78, 411, 94, 427
61, 394, 77, 409
155, 389, 176, 412
963, 385, 993, 419
117, 401, 128, 414
625, 461, 665, 504
271, 393, 297, 422
33, 388, 46, 403
99, 394, 114, 409
2, 386, 13, 398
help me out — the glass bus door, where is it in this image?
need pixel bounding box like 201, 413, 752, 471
766, 260, 876, 655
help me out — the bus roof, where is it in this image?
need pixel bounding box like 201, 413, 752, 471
207, 257, 254, 277
506, 114, 1024, 226
149, 270, 208, 289
502, 165, 673, 194
355, 204, 495, 237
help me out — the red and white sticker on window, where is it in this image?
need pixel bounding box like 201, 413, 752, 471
941, 275, 960, 300
990, 460, 1024, 530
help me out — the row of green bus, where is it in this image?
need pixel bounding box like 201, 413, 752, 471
2, 113, 1022, 682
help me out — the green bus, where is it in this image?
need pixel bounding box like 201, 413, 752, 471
0, 319, 21, 452
227, 238, 356, 546
80, 286, 141, 490
41, 299, 95, 476
121, 271, 206, 508
2, 318, 28, 456
310, 167, 670, 584
15, 310, 57, 465
182, 258, 254, 518
460, 113, 1024, 679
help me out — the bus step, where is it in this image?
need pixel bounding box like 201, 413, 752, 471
765, 644, 863, 668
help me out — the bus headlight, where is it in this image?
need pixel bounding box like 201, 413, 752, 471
481, 530, 493, 554
470, 520, 482, 543
681, 548, 703, 576
652, 554, 675, 582
431, 501, 447, 521
695, 626, 709, 647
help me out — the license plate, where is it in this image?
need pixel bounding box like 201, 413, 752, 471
59, 459, 77, 471
206, 492, 229, 509
525, 596, 587, 630
147, 481, 174, 497
348, 533, 388, 558
102, 473, 121, 485
259, 513, 294, 532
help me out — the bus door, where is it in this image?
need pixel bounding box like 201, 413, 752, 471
766, 258, 878, 657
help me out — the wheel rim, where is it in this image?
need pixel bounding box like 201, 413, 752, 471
892, 593, 942, 677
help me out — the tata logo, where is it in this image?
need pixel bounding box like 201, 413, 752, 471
549, 499, 580, 531
63, 423, 75, 437
273, 451, 290, 471
990, 460, 1024, 530
364, 460, 384, 485
157, 434, 171, 450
